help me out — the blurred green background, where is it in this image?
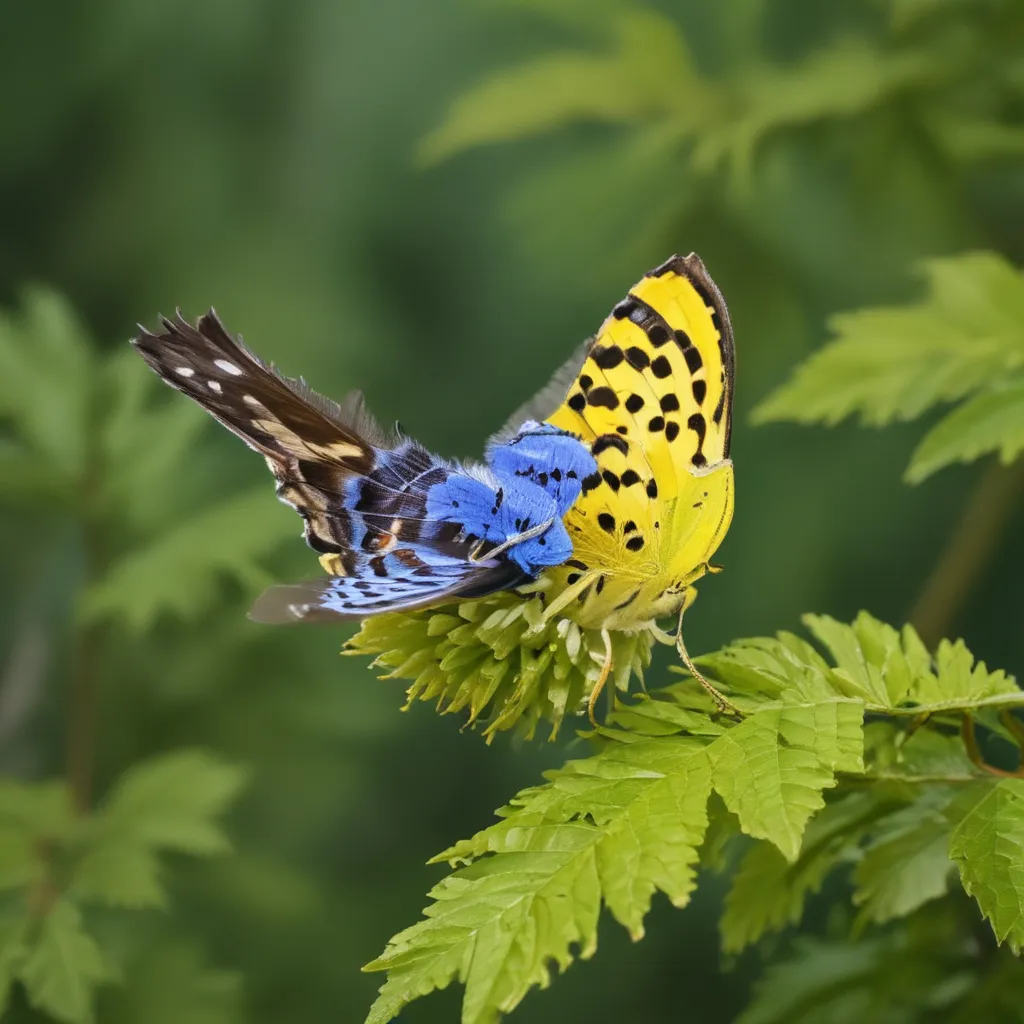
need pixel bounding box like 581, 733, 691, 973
2, 0, 1023, 1020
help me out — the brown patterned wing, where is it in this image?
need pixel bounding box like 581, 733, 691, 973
133, 311, 398, 571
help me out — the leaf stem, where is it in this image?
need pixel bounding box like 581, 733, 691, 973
910, 459, 1024, 648
960, 713, 1024, 779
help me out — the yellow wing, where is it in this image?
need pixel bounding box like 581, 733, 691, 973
544, 253, 736, 629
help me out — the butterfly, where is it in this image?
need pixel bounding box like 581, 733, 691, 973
133, 252, 735, 715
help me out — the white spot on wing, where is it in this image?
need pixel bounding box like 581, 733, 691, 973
174, 366, 195, 377
242, 394, 263, 407
207, 380, 223, 393
215, 359, 243, 375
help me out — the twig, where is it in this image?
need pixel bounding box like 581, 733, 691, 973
910, 459, 1024, 649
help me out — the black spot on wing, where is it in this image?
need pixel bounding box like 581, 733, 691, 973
591, 345, 624, 370
587, 387, 619, 409
592, 434, 629, 457
650, 355, 672, 379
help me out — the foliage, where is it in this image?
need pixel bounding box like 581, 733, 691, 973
7, 1, 1024, 1023
0, 753, 244, 1021
417, 0, 1024, 267
364, 614, 1024, 1023
0, 295, 265, 1021
755, 252, 1024, 481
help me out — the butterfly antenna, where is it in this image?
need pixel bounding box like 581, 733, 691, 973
587, 628, 614, 726
675, 608, 741, 717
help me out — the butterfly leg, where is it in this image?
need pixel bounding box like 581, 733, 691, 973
587, 628, 614, 726
675, 605, 741, 717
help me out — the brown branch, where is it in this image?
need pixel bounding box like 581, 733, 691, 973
910, 459, 1024, 649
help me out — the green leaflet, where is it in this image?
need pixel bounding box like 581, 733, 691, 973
17, 901, 110, 1024
950, 779, 1024, 952
365, 693, 864, 1023
363, 611, 1024, 1021
753, 252, 1024, 482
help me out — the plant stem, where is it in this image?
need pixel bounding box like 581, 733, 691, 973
909, 460, 1024, 649
68, 624, 98, 813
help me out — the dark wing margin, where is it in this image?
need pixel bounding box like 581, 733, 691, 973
655, 252, 736, 458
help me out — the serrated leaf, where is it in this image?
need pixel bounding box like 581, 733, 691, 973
753, 252, 1024, 433
93, 751, 247, 856
908, 378, 1024, 481
80, 487, 294, 631
18, 900, 109, 1024
417, 9, 698, 166
853, 808, 953, 924
365, 823, 604, 1024
69, 841, 165, 909
366, 734, 715, 1023
0, 289, 95, 489
707, 700, 864, 860
722, 792, 889, 952
97, 350, 210, 530
949, 779, 1024, 951
708, 612, 1020, 716
692, 40, 932, 182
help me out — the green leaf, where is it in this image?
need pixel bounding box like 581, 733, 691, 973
417, 9, 699, 166
949, 779, 1024, 951
753, 252, 1024, 432
96, 350, 210, 531
691, 40, 933, 183
69, 841, 166, 910
908, 378, 1024, 481
722, 792, 890, 952
0, 289, 95, 492
0, 778, 74, 839
18, 900, 109, 1024
706, 611, 1020, 715
366, 684, 865, 1021
80, 487, 295, 631
707, 701, 864, 860
853, 791, 956, 924
93, 750, 247, 856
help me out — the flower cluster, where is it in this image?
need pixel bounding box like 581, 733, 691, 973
345, 587, 654, 740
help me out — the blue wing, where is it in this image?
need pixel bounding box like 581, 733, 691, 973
133, 312, 584, 622
250, 549, 526, 622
